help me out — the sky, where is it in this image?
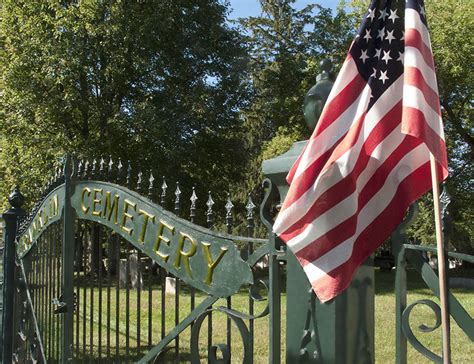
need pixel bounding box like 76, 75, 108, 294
227, 0, 341, 19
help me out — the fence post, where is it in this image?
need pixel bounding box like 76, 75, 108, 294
263, 142, 375, 363
62, 155, 75, 362
1, 187, 25, 364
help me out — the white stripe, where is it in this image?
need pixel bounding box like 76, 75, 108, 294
404, 46, 439, 92
303, 144, 430, 282
274, 77, 403, 234
326, 57, 359, 104
403, 85, 445, 140
293, 84, 372, 181
405, 9, 432, 50
286, 123, 407, 252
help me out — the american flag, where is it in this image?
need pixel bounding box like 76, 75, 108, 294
274, 0, 448, 302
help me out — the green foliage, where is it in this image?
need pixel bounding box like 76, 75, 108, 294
1, 0, 472, 252
236, 0, 355, 196
0, 0, 250, 208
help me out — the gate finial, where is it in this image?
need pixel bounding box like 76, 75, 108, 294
117, 158, 123, 183
148, 172, 155, 199
160, 177, 168, 206
107, 156, 114, 180
137, 171, 143, 192
225, 193, 234, 234
126, 161, 132, 188
8, 186, 25, 209
190, 187, 198, 223
206, 191, 215, 228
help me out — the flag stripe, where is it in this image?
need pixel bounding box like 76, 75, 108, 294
404, 66, 442, 116
405, 8, 432, 49
404, 29, 435, 70
326, 56, 360, 103
404, 47, 439, 91
307, 161, 433, 302
280, 99, 404, 244
275, 76, 402, 233
403, 85, 443, 138
286, 82, 371, 191
288, 134, 423, 256
300, 142, 429, 275
402, 107, 448, 178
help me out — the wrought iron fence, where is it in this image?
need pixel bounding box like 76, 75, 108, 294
3, 156, 281, 363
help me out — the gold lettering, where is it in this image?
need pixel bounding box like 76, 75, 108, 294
42, 208, 49, 225
38, 209, 45, 227
120, 199, 136, 235
92, 188, 103, 216
28, 228, 34, 245
81, 187, 92, 214
51, 194, 59, 216
201, 242, 228, 285
154, 220, 175, 262
103, 191, 120, 224
138, 209, 155, 244
173, 233, 197, 278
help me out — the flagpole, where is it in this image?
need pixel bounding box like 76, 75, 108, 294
429, 153, 451, 364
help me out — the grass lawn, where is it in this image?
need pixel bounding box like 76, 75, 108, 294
51, 269, 473, 363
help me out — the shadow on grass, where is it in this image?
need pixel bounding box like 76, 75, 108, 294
375, 267, 474, 295
74, 345, 194, 363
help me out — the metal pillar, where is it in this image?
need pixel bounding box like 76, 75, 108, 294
263, 141, 375, 363
2, 187, 25, 363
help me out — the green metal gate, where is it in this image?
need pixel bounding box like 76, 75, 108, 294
2, 156, 472, 363
3, 156, 282, 363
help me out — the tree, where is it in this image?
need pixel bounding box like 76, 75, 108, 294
1, 0, 250, 211
236, 0, 356, 197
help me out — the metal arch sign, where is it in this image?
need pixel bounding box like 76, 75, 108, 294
71, 181, 253, 297
17, 186, 65, 258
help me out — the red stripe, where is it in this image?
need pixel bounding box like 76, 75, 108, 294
404, 67, 441, 115
281, 144, 338, 211
402, 107, 449, 177
287, 135, 422, 263
280, 102, 402, 242
286, 72, 367, 185
282, 110, 367, 210
307, 161, 433, 302
313, 73, 367, 137
405, 28, 435, 70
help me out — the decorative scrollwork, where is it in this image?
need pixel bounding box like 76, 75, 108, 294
190, 307, 251, 364
401, 299, 443, 363
188, 266, 271, 363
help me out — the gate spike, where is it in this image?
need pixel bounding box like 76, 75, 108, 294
99, 157, 105, 178
160, 177, 167, 206
108, 156, 114, 180
206, 191, 215, 228
246, 194, 256, 233
137, 171, 143, 192
117, 158, 123, 183
174, 182, 181, 215
76, 160, 84, 178
225, 193, 234, 234
56, 166, 62, 180
190, 187, 197, 222
148, 172, 155, 199
83, 160, 90, 179
91, 159, 97, 178
126, 161, 132, 188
